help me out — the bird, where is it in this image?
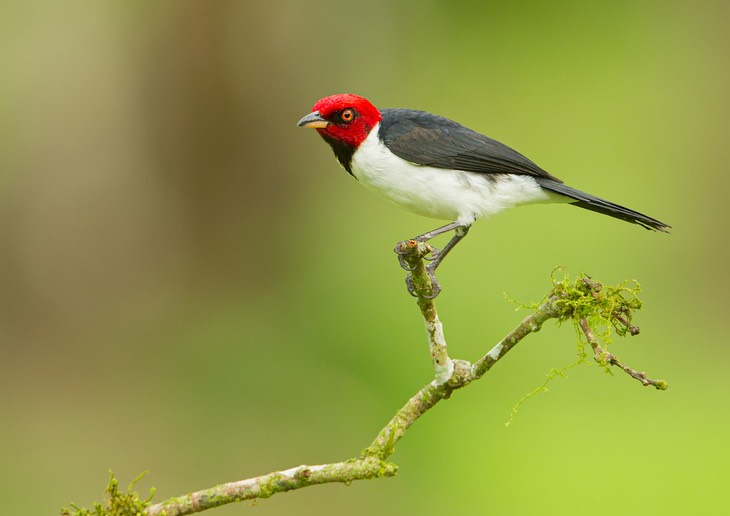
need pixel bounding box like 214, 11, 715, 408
298, 93, 669, 297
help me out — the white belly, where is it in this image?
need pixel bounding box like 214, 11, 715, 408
350, 126, 556, 225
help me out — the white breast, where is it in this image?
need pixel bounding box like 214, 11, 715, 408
350, 124, 557, 225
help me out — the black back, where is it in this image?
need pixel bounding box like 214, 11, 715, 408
378, 108, 562, 183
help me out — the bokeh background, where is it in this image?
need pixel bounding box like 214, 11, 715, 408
2, 1, 728, 514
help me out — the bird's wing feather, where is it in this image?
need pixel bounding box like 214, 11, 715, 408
379, 108, 562, 182
535, 178, 671, 232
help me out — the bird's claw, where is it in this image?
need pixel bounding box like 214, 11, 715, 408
405, 265, 442, 299
405, 273, 417, 296
423, 247, 440, 262
395, 241, 440, 269
394, 242, 417, 271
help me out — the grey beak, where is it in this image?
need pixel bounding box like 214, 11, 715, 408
297, 111, 329, 129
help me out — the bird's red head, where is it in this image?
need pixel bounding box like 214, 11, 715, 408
298, 94, 382, 149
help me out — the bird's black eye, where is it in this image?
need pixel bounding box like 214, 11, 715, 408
340, 108, 355, 123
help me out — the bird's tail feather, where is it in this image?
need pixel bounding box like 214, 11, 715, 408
536, 179, 671, 233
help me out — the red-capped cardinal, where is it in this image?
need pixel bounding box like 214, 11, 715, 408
298, 94, 669, 297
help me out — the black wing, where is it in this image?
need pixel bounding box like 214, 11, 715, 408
379, 108, 563, 182
378, 109, 671, 232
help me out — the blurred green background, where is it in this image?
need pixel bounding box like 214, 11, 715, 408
1, 1, 728, 514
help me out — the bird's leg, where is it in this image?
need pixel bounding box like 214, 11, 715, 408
414, 221, 467, 242
397, 222, 471, 298
425, 224, 470, 271
395, 221, 466, 271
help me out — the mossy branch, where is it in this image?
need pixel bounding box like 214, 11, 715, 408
579, 317, 667, 389
63, 245, 667, 515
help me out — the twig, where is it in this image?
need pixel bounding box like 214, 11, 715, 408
613, 314, 640, 335
472, 296, 561, 378
578, 317, 667, 390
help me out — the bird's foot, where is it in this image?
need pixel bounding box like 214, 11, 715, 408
395, 240, 440, 269
405, 265, 442, 299
394, 241, 417, 271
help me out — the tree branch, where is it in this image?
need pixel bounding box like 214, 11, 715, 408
146, 299, 555, 514
394, 239, 453, 383
145, 458, 397, 516
144, 244, 569, 515
66, 243, 667, 515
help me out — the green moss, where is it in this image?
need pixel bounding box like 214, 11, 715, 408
505, 269, 646, 424
506, 358, 586, 426
61, 471, 154, 516
549, 269, 642, 342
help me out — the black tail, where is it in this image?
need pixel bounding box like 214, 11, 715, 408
536, 179, 671, 233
